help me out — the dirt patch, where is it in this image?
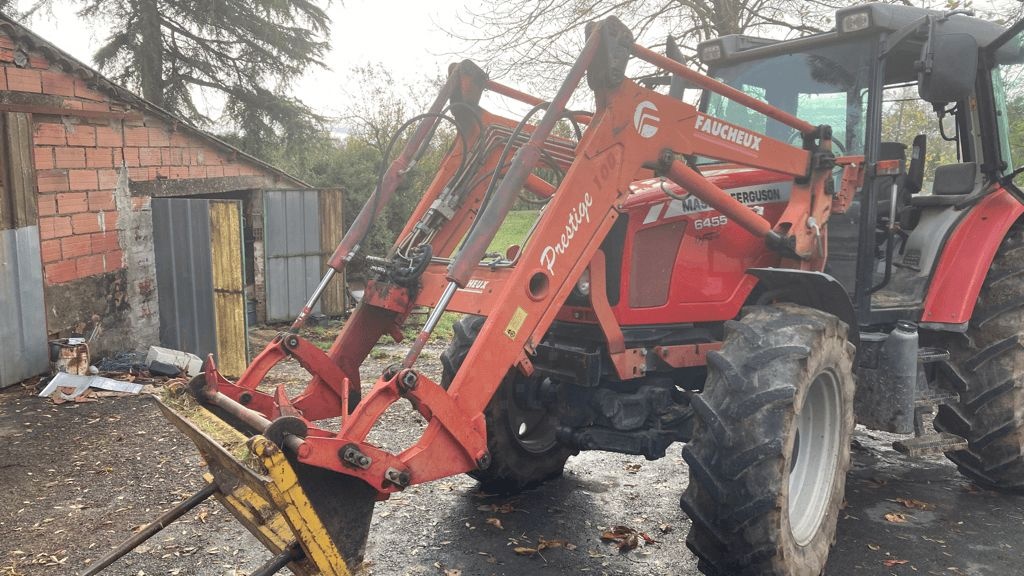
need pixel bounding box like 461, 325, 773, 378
4, 335, 1024, 575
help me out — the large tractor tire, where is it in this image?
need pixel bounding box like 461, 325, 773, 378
934, 226, 1024, 490
441, 315, 574, 494
681, 304, 855, 576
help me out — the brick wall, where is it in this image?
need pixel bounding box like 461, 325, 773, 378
33, 110, 269, 287
0, 30, 301, 351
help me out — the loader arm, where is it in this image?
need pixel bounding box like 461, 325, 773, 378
117, 15, 842, 575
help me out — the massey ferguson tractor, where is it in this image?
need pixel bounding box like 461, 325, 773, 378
85, 4, 1024, 575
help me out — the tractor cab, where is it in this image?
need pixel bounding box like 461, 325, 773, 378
695, 3, 1009, 327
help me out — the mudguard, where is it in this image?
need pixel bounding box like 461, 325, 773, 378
747, 268, 859, 349
921, 188, 1024, 326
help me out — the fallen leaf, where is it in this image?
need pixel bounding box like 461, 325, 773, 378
513, 547, 538, 556
961, 483, 983, 494
624, 463, 642, 473
867, 543, 880, 551
600, 525, 655, 552
477, 503, 517, 514
884, 512, 908, 524
893, 497, 933, 511
444, 570, 462, 576
883, 559, 909, 567
538, 538, 568, 550
486, 517, 504, 530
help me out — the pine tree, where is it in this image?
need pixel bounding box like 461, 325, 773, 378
64, 0, 330, 154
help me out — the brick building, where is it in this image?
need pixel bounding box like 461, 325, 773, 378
0, 15, 341, 386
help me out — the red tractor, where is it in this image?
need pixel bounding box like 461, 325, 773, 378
87, 4, 1024, 576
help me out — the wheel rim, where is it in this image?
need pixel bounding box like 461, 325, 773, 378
506, 384, 559, 453
788, 369, 843, 546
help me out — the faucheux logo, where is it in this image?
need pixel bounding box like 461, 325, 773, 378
634, 101, 660, 138
695, 114, 763, 151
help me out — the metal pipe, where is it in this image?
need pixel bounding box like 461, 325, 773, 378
402, 281, 459, 368
193, 384, 305, 454
632, 44, 817, 136
79, 483, 218, 576
249, 544, 304, 576
665, 160, 773, 238
289, 268, 337, 332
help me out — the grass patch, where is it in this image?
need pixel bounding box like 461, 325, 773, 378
161, 387, 253, 463
431, 312, 459, 343
302, 323, 340, 351
488, 210, 539, 254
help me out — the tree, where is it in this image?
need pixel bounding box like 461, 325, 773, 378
450, 0, 853, 88
16, 0, 331, 155
450, 0, 1021, 89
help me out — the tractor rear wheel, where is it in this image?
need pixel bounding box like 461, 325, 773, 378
441, 315, 574, 494
934, 226, 1024, 490
681, 304, 855, 576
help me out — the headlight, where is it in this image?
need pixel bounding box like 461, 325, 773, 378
698, 42, 722, 63
576, 267, 591, 296
839, 10, 871, 33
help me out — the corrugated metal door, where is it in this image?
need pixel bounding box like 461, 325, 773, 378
152, 198, 247, 376
0, 112, 47, 387
264, 190, 323, 322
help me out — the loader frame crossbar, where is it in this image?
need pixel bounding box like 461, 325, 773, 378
192, 16, 839, 499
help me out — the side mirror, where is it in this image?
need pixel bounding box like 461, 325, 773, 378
918, 32, 978, 105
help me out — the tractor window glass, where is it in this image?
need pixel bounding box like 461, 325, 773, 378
705, 84, 768, 134
881, 83, 961, 191
992, 28, 1024, 173
701, 38, 874, 163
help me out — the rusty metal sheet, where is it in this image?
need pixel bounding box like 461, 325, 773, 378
0, 226, 48, 387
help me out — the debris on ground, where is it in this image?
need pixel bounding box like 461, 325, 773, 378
48, 338, 91, 375
95, 351, 147, 373
512, 537, 574, 557
892, 497, 933, 510
145, 346, 202, 377
37, 372, 145, 404
600, 525, 656, 552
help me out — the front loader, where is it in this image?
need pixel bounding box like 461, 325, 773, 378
86, 5, 1024, 575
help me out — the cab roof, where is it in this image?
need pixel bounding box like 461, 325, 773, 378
697, 3, 1007, 66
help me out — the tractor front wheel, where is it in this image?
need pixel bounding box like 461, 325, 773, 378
681, 304, 855, 576
441, 315, 574, 494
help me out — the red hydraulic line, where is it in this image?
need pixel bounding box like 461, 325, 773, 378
632, 44, 816, 136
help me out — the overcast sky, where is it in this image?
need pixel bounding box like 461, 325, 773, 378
14, 0, 1024, 133
19, 0, 473, 127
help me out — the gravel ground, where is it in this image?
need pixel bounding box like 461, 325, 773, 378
3, 339, 1024, 576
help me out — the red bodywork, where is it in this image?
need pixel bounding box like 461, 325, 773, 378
921, 187, 1024, 324
608, 170, 791, 325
